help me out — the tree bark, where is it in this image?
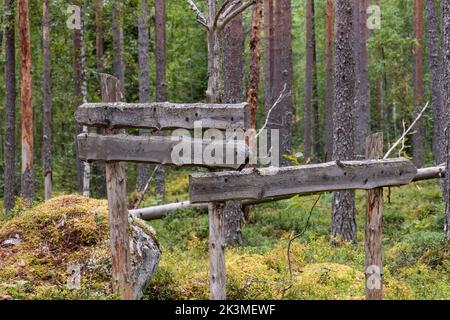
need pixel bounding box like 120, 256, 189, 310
154, 0, 166, 199
264, 0, 274, 114
354, 0, 371, 158
269, 0, 293, 166
136, 0, 151, 193
304, 0, 313, 160
222, 1, 247, 246
95, 0, 104, 73
331, 0, 357, 243
442, 0, 450, 241
3, 0, 17, 212
93, 0, 106, 198
73, 3, 90, 197
426, 0, 444, 165
412, 0, 425, 167
376, 79, 383, 131
305, 0, 319, 160
224, 1, 244, 105
112, 1, 125, 95
43, 0, 52, 200
324, 0, 334, 161
247, 1, 262, 130
18, 0, 34, 206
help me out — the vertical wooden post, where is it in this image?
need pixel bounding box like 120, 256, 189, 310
209, 202, 227, 300
100, 74, 133, 300
365, 133, 383, 300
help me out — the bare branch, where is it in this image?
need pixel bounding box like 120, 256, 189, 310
384, 101, 429, 159
133, 166, 159, 209
221, 0, 241, 21
219, 0, 256, 29
214, 0, 232, 29
256, 83, 290, 138
187, 0, 208, 29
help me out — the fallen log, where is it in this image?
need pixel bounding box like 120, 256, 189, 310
413, 165, 445, 181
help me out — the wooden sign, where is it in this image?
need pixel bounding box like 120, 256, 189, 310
189, 158, 418, 203
77, 133, 248, 170
76, 102, 249, 130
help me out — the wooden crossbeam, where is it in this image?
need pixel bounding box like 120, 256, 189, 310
189, 158, 418, 203
77, 133, 248, 170
75, 102, 249, 130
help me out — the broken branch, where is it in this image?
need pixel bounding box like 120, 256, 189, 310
384, 101, 429, 159
187, 0, 208, 28
219, 0, 256, 29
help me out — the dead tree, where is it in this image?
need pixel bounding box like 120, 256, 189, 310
187, 0, 256, 103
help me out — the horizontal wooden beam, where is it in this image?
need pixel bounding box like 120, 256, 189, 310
75, 102, 249, 130
189, 158, 418, 203
77, 133, 247, 169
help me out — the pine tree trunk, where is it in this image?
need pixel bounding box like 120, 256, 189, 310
304, 0, 313, 160
73, 4, 90, 197
93, 0, 106, 198
305, 0, 320, 160
154, 0, 166, 199
324, 0, 334, 161
136, 0, 151, 193
264, 0, 274, 114
426, 0, 444, 165
269, 0, 293, 167
332, 0, 357, 243
376, 78, 383, 131
222, 1, 246, 246
354, 0, 371, 158
412, 0, 425, 167
311, 1, 320, 161
42, 0, 52, 200
247, 1, 262, 130
112, 1, 125, 95
3, 0, 17, 212
96, 0, 104, 73
441, 0, 450, 241
18, 0, 34, 206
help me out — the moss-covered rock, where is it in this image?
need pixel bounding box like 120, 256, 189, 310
0, 195, 161, 300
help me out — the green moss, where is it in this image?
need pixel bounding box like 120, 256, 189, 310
0, 196, 115, 300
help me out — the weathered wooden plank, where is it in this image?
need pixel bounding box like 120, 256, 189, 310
209, 202, 227, 300
365, 133, 383, 300
75, 102, 249, 130
100, 74, 133, 300
189, 158, 418, 203
77, 133, 248, 169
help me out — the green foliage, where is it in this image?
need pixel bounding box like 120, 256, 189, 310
146, 179, 450, 300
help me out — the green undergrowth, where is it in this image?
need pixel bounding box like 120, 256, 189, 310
0, 175, 449, 300
145, 177, 450, 300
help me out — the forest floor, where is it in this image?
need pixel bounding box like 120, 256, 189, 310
0, 171, 449, 299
